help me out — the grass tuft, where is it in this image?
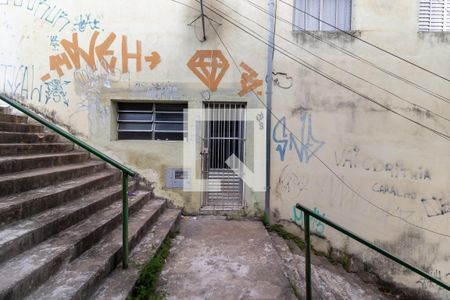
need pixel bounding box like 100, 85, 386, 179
260, 213, 270, 228
265, 223, 306, 251
129, 233, 176, 300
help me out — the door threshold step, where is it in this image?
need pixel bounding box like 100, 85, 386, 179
200, 205, 244, 214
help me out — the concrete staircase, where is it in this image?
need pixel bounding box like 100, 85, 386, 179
0, 106, 181, 300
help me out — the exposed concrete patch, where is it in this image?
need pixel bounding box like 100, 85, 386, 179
157, 216, 296, 300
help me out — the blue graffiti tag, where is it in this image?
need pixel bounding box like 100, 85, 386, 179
273, 116, 288, 161
273, 112, 325, 163
73, 14, 101, 32
44, 79, 70, 106
49, 35, 59, 50
292, 205, 326, 236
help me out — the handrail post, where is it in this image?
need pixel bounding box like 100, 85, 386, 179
122, 172, 129, 269
304, 211, 312, 300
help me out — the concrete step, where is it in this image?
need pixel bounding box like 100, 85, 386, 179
0, 122, 43, 133
0, 160, 106, 197
27, 199, 168, 300
0, 107, 10, 114
91, 208, 181, 300
0, 169, 120, 226
0, 131, 59, 143
0, 114, 28, 124
0, 152, 89, 175
0, 191, 150, 300
270, 233, 389, 300
0, 181, 137, 265
0, 142, 74, 155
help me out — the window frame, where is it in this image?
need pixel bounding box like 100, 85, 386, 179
292, 0, 353, 32
116, 102, 187, 141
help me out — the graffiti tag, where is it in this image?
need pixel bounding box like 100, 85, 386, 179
187, 50, 229, 92
239, 62, 262, 96
292, 205, 326, 236
273, 112, 325, 163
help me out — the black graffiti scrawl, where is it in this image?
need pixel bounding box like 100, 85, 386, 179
421, 197, 450, 218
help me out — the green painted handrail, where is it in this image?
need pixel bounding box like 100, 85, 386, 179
0, 94, 135, 269
295, 203, 450, 300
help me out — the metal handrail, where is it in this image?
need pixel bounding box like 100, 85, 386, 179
295, 203, 450, 299
0, 94, 135, 269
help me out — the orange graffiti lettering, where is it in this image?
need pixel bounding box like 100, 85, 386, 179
60, 32, 97, 71
145, 51, 161, 70
239, 62, 263, 97
49, 53, 73, 78
95, 32, 118, 73
121, 35, 142, 73
40, 74, 51, 82
187, 50, 229, 92
43, 31, 160, 79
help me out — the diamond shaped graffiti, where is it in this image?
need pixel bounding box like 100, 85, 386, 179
187, 50, 229, 92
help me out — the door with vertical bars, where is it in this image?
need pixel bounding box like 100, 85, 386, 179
201, 103, 246, 210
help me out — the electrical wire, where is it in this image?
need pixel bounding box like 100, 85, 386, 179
245, 0, 450, 104
212, 0, 450, 123
278, 0, 450, 82
171, 0, 199, 10
197, 0, 450, 142
207, 19, 450, 239
170, 0, 450, 237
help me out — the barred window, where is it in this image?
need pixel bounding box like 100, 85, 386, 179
293, 0, 352, 31
117, 102, 187, 141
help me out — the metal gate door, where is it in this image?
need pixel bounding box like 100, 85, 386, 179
201, 103, 246, 210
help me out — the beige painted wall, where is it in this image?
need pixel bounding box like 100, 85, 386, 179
0, 0, 267, 214
1, 0, 449, 296
270, 0, 450, 297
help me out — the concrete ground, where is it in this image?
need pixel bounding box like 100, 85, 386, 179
157, 216, 297, 300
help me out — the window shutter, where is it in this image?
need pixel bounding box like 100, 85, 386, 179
419, 0, 449, 31
446, 3, 450, 30
117, 103, 187, 141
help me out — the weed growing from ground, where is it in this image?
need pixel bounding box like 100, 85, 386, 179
129, 233, 176, 300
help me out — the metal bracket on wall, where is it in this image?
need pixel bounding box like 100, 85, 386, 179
187, 0, 222, 42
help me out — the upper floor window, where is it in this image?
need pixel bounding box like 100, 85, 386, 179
293, 0, 352, 31
419, 0, 449, 31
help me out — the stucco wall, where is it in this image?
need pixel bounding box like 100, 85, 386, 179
270, 0, 450, 297
0, 0, 267, 214
1, 0, 449, 296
